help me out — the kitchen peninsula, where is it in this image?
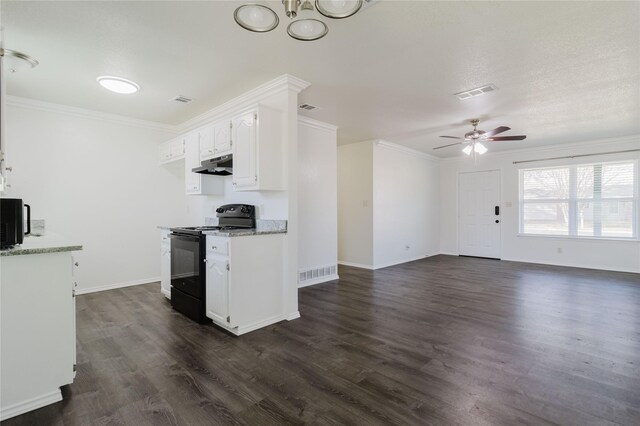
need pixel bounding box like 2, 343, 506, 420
0, 236, 81, 420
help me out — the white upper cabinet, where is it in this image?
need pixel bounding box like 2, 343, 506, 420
199, 125, 215, 160
158, 138, 185, 165
200, 120, 232, 160
214, 120, 233, 156
232, 105, 284, 191
185, 132, 224, 196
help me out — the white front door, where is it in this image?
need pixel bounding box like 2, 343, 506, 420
458, 170, 501, 258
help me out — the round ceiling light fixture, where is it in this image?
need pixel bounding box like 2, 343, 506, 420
0, 48, 39, 73
96, 76, 140, 94
234, 4, 279, 32
287, 18, 328, 41
315, 0, 362, 19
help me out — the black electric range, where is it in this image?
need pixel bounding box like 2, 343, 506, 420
168, 204, 255, 322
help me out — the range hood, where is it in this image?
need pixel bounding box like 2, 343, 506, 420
192, 154, 232, 176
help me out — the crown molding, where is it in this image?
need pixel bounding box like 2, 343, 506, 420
5, 95, 178, 133
440, 134, 640, 164
298, 115, 338, 132
375, 140, 441, 162
179, 74, 311, 133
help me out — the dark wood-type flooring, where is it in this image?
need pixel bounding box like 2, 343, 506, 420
4, 255, 640, 425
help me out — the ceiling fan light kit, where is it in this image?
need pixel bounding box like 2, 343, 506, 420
234, 0, 363, 41
434, 119, 527, 157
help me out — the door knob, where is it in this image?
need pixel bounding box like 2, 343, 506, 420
495, 220, 500, 223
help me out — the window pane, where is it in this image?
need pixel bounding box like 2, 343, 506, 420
523, 168, 570, 200
523, 202, 569, 235
602, 163, 634, 198
601, 200, 634, 238
577, 166, 594, 199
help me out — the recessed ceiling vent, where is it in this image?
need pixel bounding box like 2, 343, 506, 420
454, 84, 498, 100
299, 103, 318, 111
172, 95, 193, 103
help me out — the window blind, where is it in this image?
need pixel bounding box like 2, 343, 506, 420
520, 161, 637, 238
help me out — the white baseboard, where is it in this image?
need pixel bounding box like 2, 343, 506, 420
76, 277, 160, 295
0, 389, 62, 421
286, 311, 301, 320
337, 261, 375, 270
502, 256, 640, 274
161, 287, 171, 299
373, 254, 433, 270
298, 274, 339, 288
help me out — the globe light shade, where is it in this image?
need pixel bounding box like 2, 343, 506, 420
315, 0, 362, 19
234, 4, 279, 32
287, 18, 329, 41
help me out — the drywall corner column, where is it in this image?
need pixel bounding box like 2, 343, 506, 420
298, 117, 338, 287
337, 141, 374, 268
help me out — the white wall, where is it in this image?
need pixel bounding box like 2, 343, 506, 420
337, 140, 441, 269
5, 99, 185, 292
373, 142, 440, 268
297, 117, 338, 286
337, 141, 374, 267
440, 136, 640, 273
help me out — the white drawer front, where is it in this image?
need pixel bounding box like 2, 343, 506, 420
206, 237, 229, 256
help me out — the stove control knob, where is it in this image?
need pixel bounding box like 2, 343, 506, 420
241, 206, 250, 214
216, 208, 224, 213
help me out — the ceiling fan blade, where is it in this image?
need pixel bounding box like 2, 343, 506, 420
433, 142, 464, 150
484, 126, 510, 137
439, 135, 462, 139
487, 135, 527, 141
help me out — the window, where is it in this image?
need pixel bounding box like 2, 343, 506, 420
520, 161, 638, 239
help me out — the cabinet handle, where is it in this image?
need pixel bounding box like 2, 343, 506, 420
232, 182, 237, 186
204, 259, 208, 264
74, 262, 79, 267
5, 166, 12, 172
212, 246, 218, 250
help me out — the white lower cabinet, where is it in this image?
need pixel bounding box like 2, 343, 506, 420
205, 233, 285, 335
160, 230, 171, 299
1, 251, 77, 420
205, 256, 229, 325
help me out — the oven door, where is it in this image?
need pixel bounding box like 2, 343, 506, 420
169, 233, 204, 299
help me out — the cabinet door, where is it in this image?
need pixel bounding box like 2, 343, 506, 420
214, 120, 232, 155
161, 244, 171, 299
232, 112, 257, 189
184, 133, 201, 194
170, 138, 185, 158
205, 257, 229, 324
199, 125, 215, 160
159, 141, 171, 163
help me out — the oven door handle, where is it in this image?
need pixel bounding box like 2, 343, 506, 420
169, 234, 201, 242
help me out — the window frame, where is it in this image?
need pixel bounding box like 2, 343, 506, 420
518, 160, 638, 241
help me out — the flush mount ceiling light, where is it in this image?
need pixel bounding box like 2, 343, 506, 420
0, 48, 39, 73
235, 0, 363, 41
96, 76, 140, 94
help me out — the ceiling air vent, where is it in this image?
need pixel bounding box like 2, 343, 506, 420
299, 103, 318, 111
454, 84, 498, 100
172, 95, 193, 103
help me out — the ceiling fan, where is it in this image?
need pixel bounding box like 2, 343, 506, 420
434, 119, 526, 156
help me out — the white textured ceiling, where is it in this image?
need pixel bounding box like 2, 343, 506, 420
2, 1, 639, 157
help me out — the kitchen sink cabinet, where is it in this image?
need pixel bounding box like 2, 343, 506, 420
184, 132, 224, 196
232, 105, 284, 191
200, 120, 232, 161
205, 233, 285, 335
160, 230, 171, 299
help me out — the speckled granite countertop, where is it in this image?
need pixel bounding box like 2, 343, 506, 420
158, 220, 287, 237
202, 228, 286, 237
0, 234, 83, 257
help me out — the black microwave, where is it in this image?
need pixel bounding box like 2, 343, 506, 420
0, 198, 31, 248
